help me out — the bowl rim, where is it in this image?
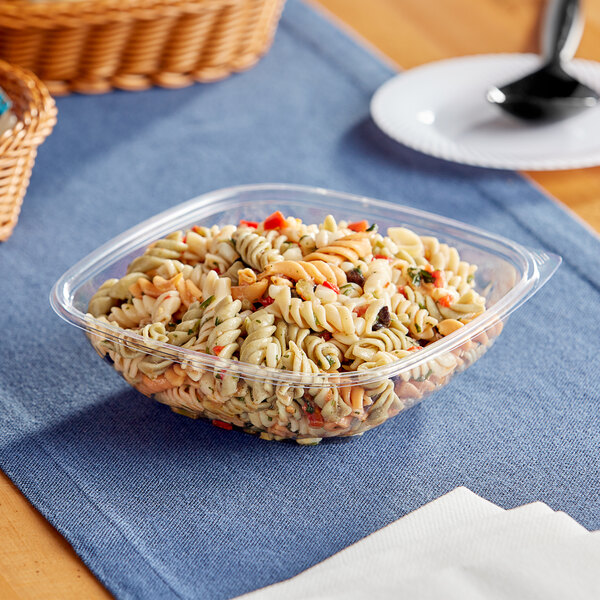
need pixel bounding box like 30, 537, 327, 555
49, 183, 561, 387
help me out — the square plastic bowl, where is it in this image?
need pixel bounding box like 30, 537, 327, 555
50, 184, 560, 444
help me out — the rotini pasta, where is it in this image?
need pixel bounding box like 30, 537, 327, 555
86, 210, 492, 444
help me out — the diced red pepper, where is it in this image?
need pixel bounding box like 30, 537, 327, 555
212, 345, 225, 355
192, 225, 202, 234
322, 281, 340, 294
397, 286, 406, 297
321, 331, 332, 341
438, 295, 453, 308
432, 270, 444, 288
211, 267, 221, 275
354, 304, 368, 318
182, 235, 187, 244
348, 220, 368, 233
373, 254, 389, 260
407, 346, 420, 351
239, 219, 259, 228
306, 405, 324, 428
263, 211, 287, 230
258, 296, 274, 306
212, 419, 233, 430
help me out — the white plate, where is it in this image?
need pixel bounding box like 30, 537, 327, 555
370, 54, 600, 170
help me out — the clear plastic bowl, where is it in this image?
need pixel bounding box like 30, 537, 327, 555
50, 184, 561, 444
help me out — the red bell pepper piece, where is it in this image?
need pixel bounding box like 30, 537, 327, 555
322, 281, 340, 294
354, 304, 368, 318
306, 405, 324, 428
239, 220, 259, 228
438, 295, 453, 308
263, 211, 286, 230
348, 220, 368, 232
258, 296, 274, 306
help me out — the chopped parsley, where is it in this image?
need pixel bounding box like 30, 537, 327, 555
215, 317, 221, 326
467, 274, 475, 284
366, 223, 378, 232
407, 267, 434, 286
200, 295, 215, 309
415, 323, 422, 333
415, 369, 433, 382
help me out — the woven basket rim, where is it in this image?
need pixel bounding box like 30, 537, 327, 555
0, 0, 244, 21
0, 59, 56, 154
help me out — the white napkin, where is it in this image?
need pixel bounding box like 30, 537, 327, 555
239, 487, 599, 600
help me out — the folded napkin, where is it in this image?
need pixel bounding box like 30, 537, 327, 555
241, 488, 599, 599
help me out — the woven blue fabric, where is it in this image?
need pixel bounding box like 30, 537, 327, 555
1, 1, 599, 598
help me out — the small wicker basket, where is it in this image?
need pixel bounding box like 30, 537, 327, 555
0, 60, 56, 241
0, 0, 285, 96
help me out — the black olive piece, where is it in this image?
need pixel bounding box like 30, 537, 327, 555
372, 306, 391, 331
346, 268, 365, 287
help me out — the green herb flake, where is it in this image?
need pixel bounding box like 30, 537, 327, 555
366, 223, 378, 232
407, 267, 434, 286
187, 328, 194, 335
467, 274, 475, 283
215, 317, 221, 326
415, 323, 422, 333
200, 295, 215, 309
415, 368, 433, 382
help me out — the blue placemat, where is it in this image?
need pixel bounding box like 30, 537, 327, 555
1, 1, 599, 598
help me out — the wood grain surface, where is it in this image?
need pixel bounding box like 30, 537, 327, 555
2, 1, 599, 598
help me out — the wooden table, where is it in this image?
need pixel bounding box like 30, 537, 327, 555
2, 1, 599, 598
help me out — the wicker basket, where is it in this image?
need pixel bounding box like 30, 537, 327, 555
0, 60, 56, 241
0, 0, 285, 96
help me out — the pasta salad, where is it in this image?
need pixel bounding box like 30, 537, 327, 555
87, 211, 492, 443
